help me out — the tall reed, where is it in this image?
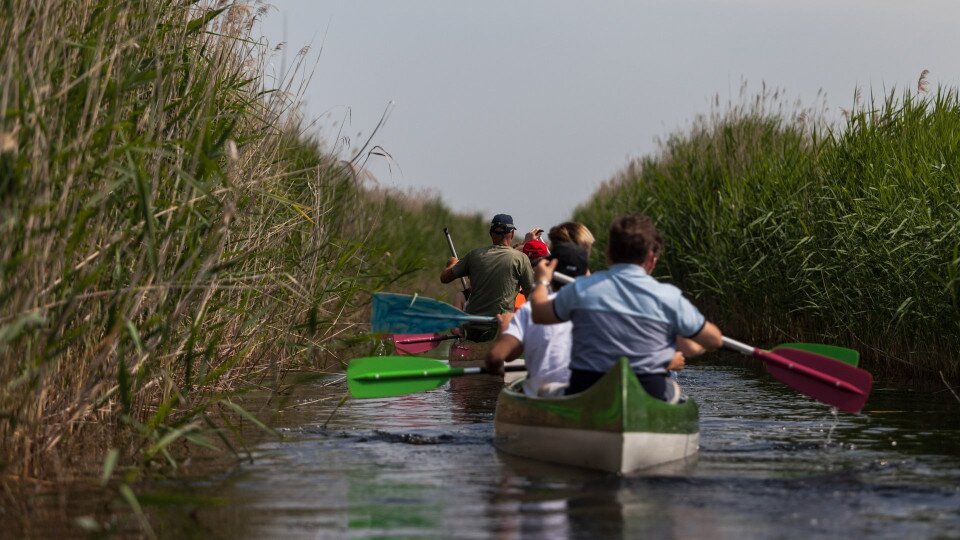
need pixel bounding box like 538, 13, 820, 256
0, 0, 480, 503
575, 84, 960, 379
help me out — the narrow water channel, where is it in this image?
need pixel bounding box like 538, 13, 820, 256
151, 347, 960, 539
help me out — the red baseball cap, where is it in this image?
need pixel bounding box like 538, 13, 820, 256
521, 239, 549, 260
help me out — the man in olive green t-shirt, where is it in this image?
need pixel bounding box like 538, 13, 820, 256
440, 214, 535, 342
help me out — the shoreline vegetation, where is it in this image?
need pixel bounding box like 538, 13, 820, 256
575, 81, 960, 384
2, 0, 957, 536
0, 1, 484, 534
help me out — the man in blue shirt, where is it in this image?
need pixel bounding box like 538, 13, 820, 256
529, 214, 723, 400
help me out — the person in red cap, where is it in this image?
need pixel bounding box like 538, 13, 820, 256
440, 214, 535, 342
521, 237, 550, 265
513, 229, 550, 310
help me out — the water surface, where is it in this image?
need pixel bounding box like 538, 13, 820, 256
169, 354, 960, 539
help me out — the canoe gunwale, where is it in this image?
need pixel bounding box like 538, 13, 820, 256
495, 358, 699, 434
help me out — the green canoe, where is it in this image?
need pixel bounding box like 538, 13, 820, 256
493, 358, 699, 473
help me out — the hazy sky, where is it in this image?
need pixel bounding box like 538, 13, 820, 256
258, 1, 960, 235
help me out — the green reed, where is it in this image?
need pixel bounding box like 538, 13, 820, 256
0, 3, 481, 529
575, 84, 960, 379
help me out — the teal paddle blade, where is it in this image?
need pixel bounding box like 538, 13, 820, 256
775, 343, 859, 366
371, 293, 495, 334
347, 356, 462, 399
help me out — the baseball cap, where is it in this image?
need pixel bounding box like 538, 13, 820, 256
521, 239, 549, 260
490, 213, 517, 233
548, 243, 589, 278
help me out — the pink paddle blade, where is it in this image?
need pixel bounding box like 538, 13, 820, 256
391, 333, 454, 355
759, 347, 873, 414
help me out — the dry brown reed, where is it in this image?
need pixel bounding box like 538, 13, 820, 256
0, 0, 415, 490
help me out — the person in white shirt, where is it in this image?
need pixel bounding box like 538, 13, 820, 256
485, 243, 589, 396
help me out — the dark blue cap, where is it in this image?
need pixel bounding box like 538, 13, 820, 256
490, 214, 516, 231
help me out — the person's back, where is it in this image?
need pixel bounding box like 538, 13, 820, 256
556, 264, 700, 376
440, 214, 534, 341
457, 244, 531, 316
498, 297, 572, 396
486, 243, 590, 396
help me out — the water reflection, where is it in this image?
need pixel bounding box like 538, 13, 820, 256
448, 374, 505, 423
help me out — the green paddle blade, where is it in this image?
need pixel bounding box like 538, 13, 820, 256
776, 343, 859, 366
347, 356, 465, 399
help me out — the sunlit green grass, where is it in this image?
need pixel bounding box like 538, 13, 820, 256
575, 85, 960, 379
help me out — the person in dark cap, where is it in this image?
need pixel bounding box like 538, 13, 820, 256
485, 243, 589, 396
441, 213, 535, 342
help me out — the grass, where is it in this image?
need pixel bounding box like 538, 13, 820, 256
574, 82, 960, 380
0, 2, 487, 533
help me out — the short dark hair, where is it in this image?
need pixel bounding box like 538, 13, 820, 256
608, 214, 662, 264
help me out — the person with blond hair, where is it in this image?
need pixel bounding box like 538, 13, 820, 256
548, 222, 595, 255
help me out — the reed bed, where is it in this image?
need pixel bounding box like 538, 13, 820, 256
575, 84, 960, 380
0, 3, 483, 529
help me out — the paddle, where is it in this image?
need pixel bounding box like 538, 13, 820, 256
347, 356, 525, 399
391, 333, 458, 355
372, 292, 496, 334
722, 337, 872, 413
444, 227, 470, 299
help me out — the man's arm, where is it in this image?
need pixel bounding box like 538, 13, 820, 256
688, 321, 723, 351
484, 312, 523, 374
517, 256, 535, 297
676, 336, 706, 358
440, 256, 459, 284
674, 294, 722, 353
529, 259, 562, 324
